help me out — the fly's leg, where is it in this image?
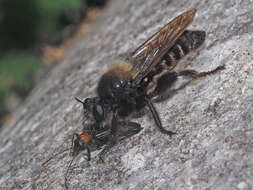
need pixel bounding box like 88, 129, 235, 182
149, 72, 178, 98
98, 112, 119, 163
150, 65, 225, 101
145, 97, 176, 136
178, 65, 225, 79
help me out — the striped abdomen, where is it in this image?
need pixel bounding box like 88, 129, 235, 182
143, 30, 205, 93
159, 30, 205, 70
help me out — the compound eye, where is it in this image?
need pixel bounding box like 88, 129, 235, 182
113, 79, 122, 89
112, 78, 124, 95
93, 104, 104, 121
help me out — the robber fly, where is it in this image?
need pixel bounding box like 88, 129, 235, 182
78, 8, 225, 158
42, 120, 142, 189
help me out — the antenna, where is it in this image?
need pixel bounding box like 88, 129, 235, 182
42, 148, 71, 166
75, 97, 85, 104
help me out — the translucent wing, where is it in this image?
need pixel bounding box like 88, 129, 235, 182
129, 8, 196, 86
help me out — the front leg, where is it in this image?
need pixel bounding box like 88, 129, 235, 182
98, 112, 119, 162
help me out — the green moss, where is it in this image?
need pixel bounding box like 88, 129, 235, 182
37, 0, 84, 32
0, 52, 41, 91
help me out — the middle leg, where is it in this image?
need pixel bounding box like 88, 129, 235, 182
145, 97, 176, 136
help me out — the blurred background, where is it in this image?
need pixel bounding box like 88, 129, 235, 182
0, 0, 108, 128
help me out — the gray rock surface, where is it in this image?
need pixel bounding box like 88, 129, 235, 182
0, 0, 253, 189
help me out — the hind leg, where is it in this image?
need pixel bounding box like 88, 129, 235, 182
177, 65, 225, 79
150, 65, 225, 101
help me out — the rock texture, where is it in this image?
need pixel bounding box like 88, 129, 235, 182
0, 0, 253, 189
